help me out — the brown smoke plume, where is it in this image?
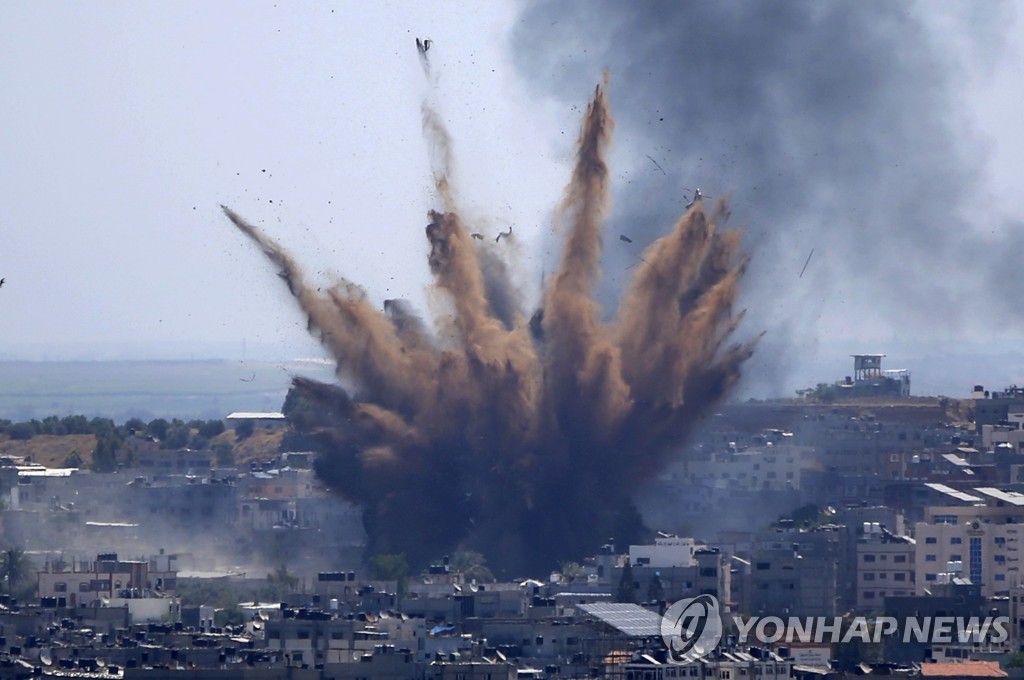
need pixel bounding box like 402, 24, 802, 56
224, 82, 756, 576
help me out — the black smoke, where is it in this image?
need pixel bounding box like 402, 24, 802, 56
511, 1, 1016, 391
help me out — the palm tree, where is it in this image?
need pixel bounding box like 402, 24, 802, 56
265, 564, 299, 600
0, 546, 30, 597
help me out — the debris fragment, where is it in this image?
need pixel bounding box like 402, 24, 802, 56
645, 154, 667, 175
684, 187, 709, 209
799, 248, 815, 278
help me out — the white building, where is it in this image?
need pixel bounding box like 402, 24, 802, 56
629, 535, 696, 568
914, 487, 1024, 597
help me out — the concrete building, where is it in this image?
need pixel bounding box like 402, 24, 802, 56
741, 525, 847, 617
628, 535, 696, 569
836, 354, 911, 398
914, 487, 1024, 597
854, 523, 915, 612
974, 385, 1024, 435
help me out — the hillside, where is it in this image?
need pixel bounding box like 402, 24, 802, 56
0, 427, 285, 471
0, 433, 97, 468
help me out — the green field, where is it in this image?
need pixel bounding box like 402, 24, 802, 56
0, 359, 338, 421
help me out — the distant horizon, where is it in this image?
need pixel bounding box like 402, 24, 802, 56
2, 343, 1023, 408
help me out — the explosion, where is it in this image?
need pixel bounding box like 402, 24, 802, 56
223, 81, 756, 576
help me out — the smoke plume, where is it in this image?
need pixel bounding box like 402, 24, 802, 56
224, 82, 755, 576
512, 0, 1015, 393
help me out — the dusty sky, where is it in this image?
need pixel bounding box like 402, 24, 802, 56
2, 1, 1023, 397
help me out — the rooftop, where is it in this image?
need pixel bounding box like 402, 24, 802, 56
922, 483, 983, 504
974, 487, 1024, 506
919, 661, 1006, 678
578, 602, 662, 637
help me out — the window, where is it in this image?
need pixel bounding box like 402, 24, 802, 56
864, 591, 875, 599
925, 573, 937, 581
996, 555, 1006, 565
756, 562, 771, 570
950, 554, 962, 561
970, 536, 983, 584
894, 573, 906, 581
996, 574, 1007, 582
863, 555, 876, 563
925, 537, 937, 544
894, 555, 907, 563
926, 555, 937, 562
996, 537, 1007, 546
54, 582, 67, 592
863, 573, 875, 581
951, 537, 963, 545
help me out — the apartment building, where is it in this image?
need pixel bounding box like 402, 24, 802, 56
854, 523, 915, 612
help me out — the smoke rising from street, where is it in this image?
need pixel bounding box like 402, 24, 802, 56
224, 82, 756, 575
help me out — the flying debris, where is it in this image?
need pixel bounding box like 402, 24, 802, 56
224, 80, 755, 576
684, 187, 709, 209
645, 154, 667, 175
799, 248, 815, 278
495, 226, 513, 243
471, 233, 484, 240
619, 234, 633, 244
240, 373, 256, 383
0, 278, 4, 287
416, 38, 433, 75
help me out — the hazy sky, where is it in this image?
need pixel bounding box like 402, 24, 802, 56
2, 2, 1023, 397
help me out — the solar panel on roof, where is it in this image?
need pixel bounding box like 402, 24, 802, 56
578, 603, 663, 637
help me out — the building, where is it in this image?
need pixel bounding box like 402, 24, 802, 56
36, 551, 177, 609
837, 354, 911, 398
914, 487, 1024, 597
628, 535, 696, 569
854, 523, 915, 612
